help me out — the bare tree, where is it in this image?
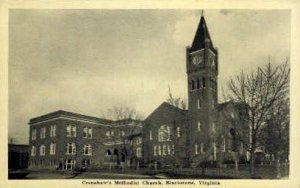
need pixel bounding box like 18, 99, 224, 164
259, 97, 289, 178
166, 86, 187, 110
225, 60, 289, 177
102, 106, 143, 121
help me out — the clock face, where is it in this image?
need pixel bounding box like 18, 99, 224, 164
192, 54, 203, 65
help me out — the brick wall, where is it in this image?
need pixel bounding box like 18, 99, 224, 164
142, 102, 188, 166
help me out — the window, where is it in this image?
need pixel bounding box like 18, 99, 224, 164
66, 125, 76, 137
31, 129, 37, 140
149, 130, 153, 140
197, 79, 200, 89
31, 146, 36, 156
177, 127, 181, 137
197, 99, 201, 109
83, 144, 92, 155
136, 147, 142, 158
158, 145, 162, 156
106, 150, 111, 156
153, 145, 157, 156
121, 131, 125, 136
50, 143, 56, 155
202, 77, 206, 87
158, 125, 171, 142
212, 123, 216, 132
231, 112, 235, 119
40, 127, 46, 139
50, 125, 56, 137
64, 159, 76, 170
162, 145, 167, 155
83, 127, 92, 138
82, 159, 90, 168
172, 144, 175, 155
167, 145, 171, 155
66, 143, 76, 155
137, 137, 142, 145
195, 144, 199, 154
213, 142, 217, 160
191, 80, 195, 90
198, 121, 201, 131
40, 145, 45, 156
200, 143, 204, 153
106, 131, 110, 137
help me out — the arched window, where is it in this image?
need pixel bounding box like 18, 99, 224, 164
113, 149, 119, 155
197, 99, 201, 109
202, 77, 206, 87
158, 125, 171, 142
191, 80, 195, 90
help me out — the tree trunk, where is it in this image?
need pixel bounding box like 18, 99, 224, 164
276, 153, 281, 179
234, 160, 239, 177
249, 151, 255, 178
154, 161, 157, 171
233, 152, 239, 177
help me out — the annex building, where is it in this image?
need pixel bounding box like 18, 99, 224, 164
28, 15, 248, 170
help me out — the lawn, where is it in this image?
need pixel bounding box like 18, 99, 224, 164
20, 164, 289, 179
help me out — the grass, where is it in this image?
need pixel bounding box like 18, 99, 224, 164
24, 164, 289, 179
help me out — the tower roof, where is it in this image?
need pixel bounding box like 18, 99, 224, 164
189, 15, 216, 53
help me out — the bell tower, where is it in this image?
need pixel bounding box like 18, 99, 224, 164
186, 14, 218, 157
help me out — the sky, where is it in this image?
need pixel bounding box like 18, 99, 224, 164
8, 9, 290, 144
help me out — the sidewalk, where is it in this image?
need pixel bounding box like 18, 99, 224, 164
73, 171, 154, 179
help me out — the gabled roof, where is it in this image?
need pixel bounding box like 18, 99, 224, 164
145, 102, 187, 122
216, 100, 248, 112
189, 15, 216, 53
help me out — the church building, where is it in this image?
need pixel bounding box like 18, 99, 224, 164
142, 15, 247, 168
